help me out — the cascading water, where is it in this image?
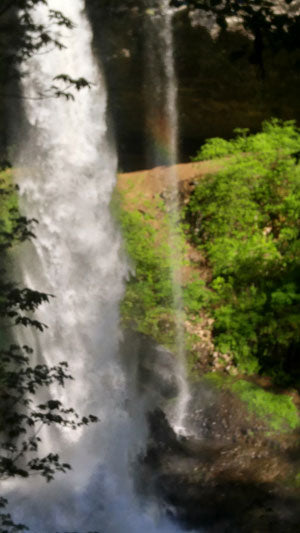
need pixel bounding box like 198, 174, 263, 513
8, 0, 196, 531
144, 0, 191, 434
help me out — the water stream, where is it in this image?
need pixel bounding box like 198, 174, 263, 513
144, 0, 191, 434
8, 0, 195, 531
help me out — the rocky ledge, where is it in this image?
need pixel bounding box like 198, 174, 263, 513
141, 384, 300, 532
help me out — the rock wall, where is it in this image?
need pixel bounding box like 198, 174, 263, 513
86, 1, 300, 171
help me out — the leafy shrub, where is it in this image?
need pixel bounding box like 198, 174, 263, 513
192, 137, 236, 160
183, 278, 211, 313
186, 120, 300, 384
192, 119, 300, 161
0, 170, 18, 236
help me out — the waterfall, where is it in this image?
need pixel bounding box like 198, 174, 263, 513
144, 1, 191, 434
8, 0, 195, 531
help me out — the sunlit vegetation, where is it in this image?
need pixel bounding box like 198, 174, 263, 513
187, 120, 300, 385
231, 379, 299, 432
0, 169, 18, 236
119, 121, 300, 388
203, 373, 299, 433
119, 205, 174, 344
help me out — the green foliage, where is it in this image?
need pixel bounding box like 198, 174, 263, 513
0, 171, 50, 331
193, 119, 300, 161
187, 120, 300, 383
118, 206, 176, 345
192, 136, 236, 161
202, 371, 226, 389
204, 373, 299, 433
231, 380, 300, 433
0, 170, 19, 244
183, 278, 210, 313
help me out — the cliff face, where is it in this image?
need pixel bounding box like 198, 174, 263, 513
117, 159, 300, 533
86, 1, 300, 171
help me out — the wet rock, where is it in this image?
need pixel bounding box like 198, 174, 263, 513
141, 381, 300, 532
120, 328, 179, 402
147, 408, 184, 453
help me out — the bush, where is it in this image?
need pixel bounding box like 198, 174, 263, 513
186, 120, 300, 384
192, 119, 300, 161
0, 169, 18, 238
